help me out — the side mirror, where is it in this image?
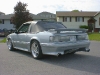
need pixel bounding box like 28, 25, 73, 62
15, 31, 19, 34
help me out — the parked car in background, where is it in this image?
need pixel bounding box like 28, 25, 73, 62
0, 29, 9, 37
0, 29, 15, 37
7, 21, 90, 59
0, 29, 5, 36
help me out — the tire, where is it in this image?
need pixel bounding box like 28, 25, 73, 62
31, 40, 43, 59
7, 39, 15, 51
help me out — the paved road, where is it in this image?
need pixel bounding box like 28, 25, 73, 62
0, 41, 100, 75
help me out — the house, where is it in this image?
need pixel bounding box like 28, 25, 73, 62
0, 12, 56, 30
0, 14, 15, 30
37, 11, 56, 21
56, 11, 100, 32
0, 12, 5, 15
30, 13, 48, 21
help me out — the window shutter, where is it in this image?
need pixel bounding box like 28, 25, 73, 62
70, 17, 71, 22
99, 18, 100, 25
10, 19, 12, 24
2, 19, 4, 24
83, 17, 84, 22
63, 16, 64, 22
75, 17, 77, 22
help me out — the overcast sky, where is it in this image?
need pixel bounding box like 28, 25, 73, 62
0, 0, 100, 14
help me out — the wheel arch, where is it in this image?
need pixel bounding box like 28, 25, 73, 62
7, 36, 12, 43
29, 37, 41, 52
7, 35, 15, 47
29, 38, 43, 59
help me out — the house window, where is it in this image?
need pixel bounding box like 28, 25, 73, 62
63, 17, 71, 22
0, 19, 4, 24
76, 17, 84, 22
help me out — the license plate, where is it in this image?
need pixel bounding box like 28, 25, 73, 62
70, 36, 76, 42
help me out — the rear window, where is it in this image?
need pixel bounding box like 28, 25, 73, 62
37, 21, 66, 30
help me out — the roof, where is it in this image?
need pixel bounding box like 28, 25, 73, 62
0, 13, 48, 20
56, 11, 100, 17
31, 14, 48, 19
94, 12, 100, 16
0, 14, 13, 19
0, 12, 5, 15
37, 11, 56, 19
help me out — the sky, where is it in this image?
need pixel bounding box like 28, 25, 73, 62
0, 0, 100, 14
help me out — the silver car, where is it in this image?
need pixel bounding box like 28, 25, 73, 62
7, 21, 90, 59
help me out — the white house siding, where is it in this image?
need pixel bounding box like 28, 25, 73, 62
0, 19, 15, 30
94, 13, 100, 28
57, 17, 90, 29
57, 17, 63, 22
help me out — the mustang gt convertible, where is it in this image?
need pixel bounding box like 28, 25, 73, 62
7, 21, 90, 59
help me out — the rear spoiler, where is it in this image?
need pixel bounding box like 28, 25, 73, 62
55, 29, 88, 33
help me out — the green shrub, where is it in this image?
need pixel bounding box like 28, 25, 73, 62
79, 25, 89, 29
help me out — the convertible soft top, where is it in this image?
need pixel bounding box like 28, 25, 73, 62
30, 21, 66, 33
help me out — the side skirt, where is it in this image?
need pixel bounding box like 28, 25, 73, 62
14, 47, 29, 52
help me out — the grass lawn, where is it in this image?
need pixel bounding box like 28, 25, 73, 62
0, 38, 6, 43
88, 33, 100, 41
0, 33, 100, 43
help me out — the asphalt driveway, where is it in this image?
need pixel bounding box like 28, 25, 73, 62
0, 41, 100, 75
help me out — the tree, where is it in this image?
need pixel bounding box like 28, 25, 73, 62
72, 10, 79, 12
0, 20, 2, 23
11, 1, 33, 29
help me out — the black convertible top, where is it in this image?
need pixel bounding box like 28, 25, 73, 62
30, 21, 66, 33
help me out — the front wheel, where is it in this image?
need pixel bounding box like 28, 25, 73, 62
7, 39, 15, 51
31, 40, 43, 59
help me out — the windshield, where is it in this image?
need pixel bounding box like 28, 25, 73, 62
37, 21, 66, 30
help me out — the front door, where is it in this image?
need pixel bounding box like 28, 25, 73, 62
14, 23, 30, 50
88, 23, 94, 32
88, 18, 95, 32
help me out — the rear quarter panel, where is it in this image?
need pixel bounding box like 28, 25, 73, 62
30, 31, 53, 43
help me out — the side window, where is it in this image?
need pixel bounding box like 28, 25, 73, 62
18, 23, 30, 33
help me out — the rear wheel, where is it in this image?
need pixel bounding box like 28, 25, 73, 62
7, 39, 15, 51
31, 40, 43, 59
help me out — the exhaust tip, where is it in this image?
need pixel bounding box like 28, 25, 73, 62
57, 53, 61, 57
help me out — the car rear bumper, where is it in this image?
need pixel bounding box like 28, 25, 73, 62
41, 40, 90, 56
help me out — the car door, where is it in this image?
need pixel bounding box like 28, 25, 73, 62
14, 23, 30, 50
